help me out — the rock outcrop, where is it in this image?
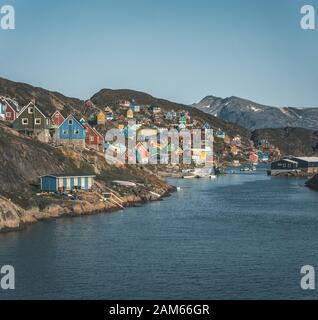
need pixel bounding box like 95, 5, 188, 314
306, 174, 318, 190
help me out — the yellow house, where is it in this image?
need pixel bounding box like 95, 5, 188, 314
104, 106, 113, 113
127, 109, 134, 119
97, 111, 106, 125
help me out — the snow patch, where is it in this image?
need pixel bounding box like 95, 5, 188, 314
249, 105, 262, 112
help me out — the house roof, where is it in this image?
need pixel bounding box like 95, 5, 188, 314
18, 101, 50, 118
51, 110, 65, 119
40, 174, 96, 178
85, 123, 104, 139
277, 159, 298, 164
57, 114, 85, 129
293, 157, 318, 162
0, 96, 20, 112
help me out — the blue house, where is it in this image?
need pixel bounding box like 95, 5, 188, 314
55, 115, 86, 148
0, 100, 5, 121
40, 174, 95, 192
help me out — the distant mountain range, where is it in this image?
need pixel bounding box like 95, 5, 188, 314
193, 95, 318, 131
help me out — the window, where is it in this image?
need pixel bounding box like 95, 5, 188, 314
35, 118, 41, 125
28, 107, 34, 114
63, 129, 68, 135
90, 136, 94, 142
68, 119, 73, 125
22, 118, 28, 125
74, 129, 80, 135
6, 112, 11, 117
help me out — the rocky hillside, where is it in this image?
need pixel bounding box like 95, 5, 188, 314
0, 77, 85, 117
251, 127, 318, 156
193, 95, 318, 130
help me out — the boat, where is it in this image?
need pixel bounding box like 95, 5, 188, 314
191, 167, 213, 178
240, 165, 257, 172
183, 175, 196, 179
209, 175, 217, 179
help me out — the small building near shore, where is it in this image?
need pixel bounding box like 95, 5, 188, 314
270, 156, 318, 174
40, 174, 95, 192
291, 157, 318, 174
270, 158, 299, 172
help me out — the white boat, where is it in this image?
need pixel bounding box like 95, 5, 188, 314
191, 167, 213, 178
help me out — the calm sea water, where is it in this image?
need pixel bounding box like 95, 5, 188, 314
1, 167, 318, 299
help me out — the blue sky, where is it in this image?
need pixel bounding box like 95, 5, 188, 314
0, 0, 317, 107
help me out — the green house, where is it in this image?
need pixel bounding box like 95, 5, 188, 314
12, 101, 50, 132
179, 116, 187, 124
215, 129, 225, 139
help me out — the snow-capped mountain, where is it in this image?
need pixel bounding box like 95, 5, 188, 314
193, 95, 318, 130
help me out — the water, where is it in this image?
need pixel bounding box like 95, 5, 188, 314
1, 167, 318, 299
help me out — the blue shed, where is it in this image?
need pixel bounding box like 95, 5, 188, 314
56, 115, 86, 147
40, 174, 96, 192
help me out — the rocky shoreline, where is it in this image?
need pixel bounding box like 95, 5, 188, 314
306, 174, 318, 191
0, 185, 176, 233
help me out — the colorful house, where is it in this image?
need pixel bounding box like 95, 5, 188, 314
215, 129, 225, 139
165, 111, 174, 121
0, 101, 4, 121
40, 174, 95, 192
13, 101, 50, 131
88, 114, 97, 125
12, 101, 50, 142
249, 152, 259, 163
51, 110, 65, 128
106, 113, 114, 121
127, 109, 134, 119
79, 117, 86, 125
0, 96, 20, 122
97, 111, 106, 125
104, 106, 113, 113
258, 154, 269, 162
150, 105, 161, 114
179, 116, 187, 124
104, 107, 114, 120
55, 115, 86, 148
119, 100, 131, 107
136, 142, 150, 164
232, 135, 242, 146
137, 128, 158, 141
258, 139, 269, 146
202, 123, 211, 129
130, 104, 140, 112
85, 123, 104, 152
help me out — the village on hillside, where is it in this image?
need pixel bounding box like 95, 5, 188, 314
0, 95, 279, 172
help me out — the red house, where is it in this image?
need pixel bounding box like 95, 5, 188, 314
0, 96, 20, 122
51, 110, 65, 128
85, 124, 104, 152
